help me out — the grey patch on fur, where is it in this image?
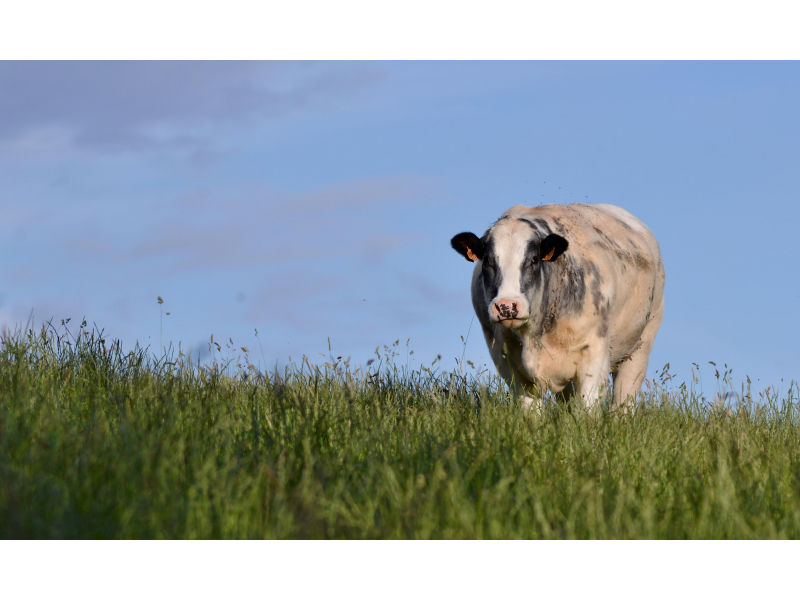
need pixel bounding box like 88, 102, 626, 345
597, 300, 610, 338
551, 217, 567, 235
537, 253, 587, 335
586, 260, 604, 312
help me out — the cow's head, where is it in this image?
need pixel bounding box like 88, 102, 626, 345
451, 216, 568, 329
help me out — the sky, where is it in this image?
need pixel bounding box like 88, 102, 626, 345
1, 61, 798, 392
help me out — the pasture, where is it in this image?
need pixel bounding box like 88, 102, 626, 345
1, 323, 799, 539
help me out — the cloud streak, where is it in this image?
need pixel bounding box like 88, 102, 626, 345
0, 61, 385, 157
110, 175, 433, 273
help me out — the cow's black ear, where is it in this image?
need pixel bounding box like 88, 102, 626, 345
541, 234, 568, 262
451, 232, 484, 263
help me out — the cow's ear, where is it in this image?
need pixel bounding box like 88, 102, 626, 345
451, 232, 484, 263
541, 234, 568, 262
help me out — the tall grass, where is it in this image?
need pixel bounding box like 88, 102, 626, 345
1, 321, 799, 539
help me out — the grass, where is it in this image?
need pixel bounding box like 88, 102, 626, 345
1, 321, 799, 539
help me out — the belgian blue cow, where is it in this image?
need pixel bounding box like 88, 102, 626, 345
451, 203, 665, 409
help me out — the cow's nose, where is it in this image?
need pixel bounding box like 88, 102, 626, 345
493, 300, 520, 320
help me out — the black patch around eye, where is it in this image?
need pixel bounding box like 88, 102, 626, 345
520, 238, 542, 294
481, 238, 501, 300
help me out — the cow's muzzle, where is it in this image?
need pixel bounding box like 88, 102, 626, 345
491, 299, 529, 329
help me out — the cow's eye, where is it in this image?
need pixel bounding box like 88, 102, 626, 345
530, 256, 539, 266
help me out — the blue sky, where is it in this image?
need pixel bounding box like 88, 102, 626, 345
1, 61, 798, 391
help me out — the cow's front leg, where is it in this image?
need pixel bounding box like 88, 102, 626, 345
517, 375, 549, 412
503, 366, 545, 413
574, 345, 611, 410
519, 393, 543, 412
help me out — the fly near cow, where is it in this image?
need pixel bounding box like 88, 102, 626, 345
451, 203, 665, 409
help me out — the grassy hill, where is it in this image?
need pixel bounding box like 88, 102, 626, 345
1, 322, 799, 539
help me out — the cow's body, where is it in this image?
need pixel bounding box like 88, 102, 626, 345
452, 203, 665, 409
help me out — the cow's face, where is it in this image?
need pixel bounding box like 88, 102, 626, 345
451, 218, 568, 329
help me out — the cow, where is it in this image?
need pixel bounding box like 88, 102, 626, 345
451, 203, 665, 410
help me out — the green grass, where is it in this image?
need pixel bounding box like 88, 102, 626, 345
1, 321, 799, 539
